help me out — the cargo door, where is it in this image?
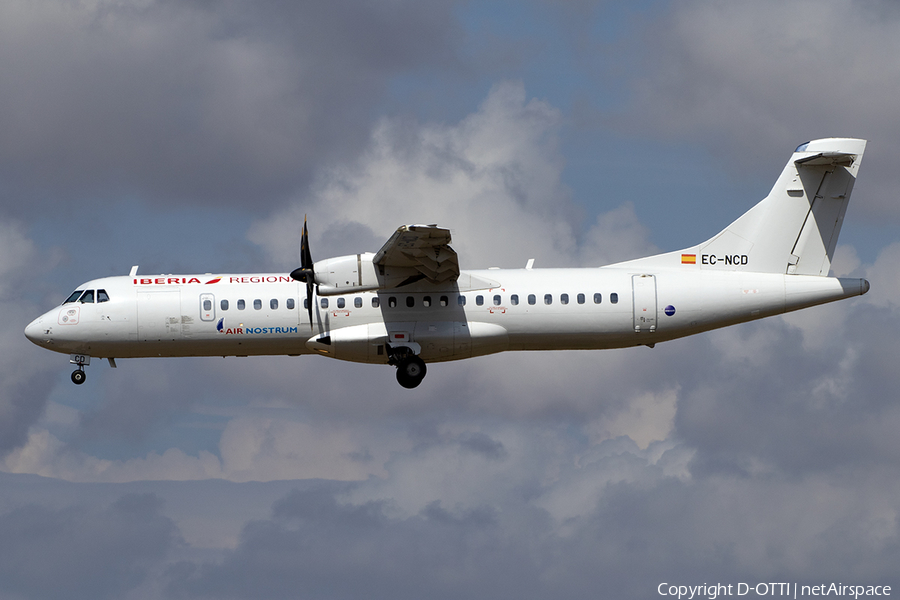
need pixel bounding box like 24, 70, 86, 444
137, 291, 182, 341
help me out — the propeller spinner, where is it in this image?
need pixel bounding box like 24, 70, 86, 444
289, 217, 315, 325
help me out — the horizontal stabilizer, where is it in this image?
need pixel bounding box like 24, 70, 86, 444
794, 151, 857, 167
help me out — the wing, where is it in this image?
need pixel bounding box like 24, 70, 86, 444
373, 224, 459, 288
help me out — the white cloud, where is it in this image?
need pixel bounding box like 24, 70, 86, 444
249, 81, 654, 270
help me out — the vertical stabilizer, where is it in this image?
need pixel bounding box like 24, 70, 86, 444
700, 138, 866, 275
611, 138, 866, 275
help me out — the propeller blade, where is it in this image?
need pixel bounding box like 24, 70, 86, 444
300, 217, 313, 270
289, 215, 316, 327
306, 281, 314, 326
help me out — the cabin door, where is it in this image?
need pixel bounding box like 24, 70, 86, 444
632, 274, 657, 333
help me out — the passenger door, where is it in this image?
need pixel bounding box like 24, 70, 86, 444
632, 274, 657, 333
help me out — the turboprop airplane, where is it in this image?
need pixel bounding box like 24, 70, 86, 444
25, 138, 870, 389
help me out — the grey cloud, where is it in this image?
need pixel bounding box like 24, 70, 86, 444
672, 306, 900, 478
0, 0, 462, 215
166, 486, 545, 600
458, 431, 507, 459
610, 0, 900, 222
0, 371, 55, 455
0, 222, 69, 456
0, 493, 179, 600
164, 468, 900, 599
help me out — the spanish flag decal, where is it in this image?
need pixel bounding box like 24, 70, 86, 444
681, 254, 696, 265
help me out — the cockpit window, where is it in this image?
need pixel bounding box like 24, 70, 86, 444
64, 290, 84, 304
80, 290, 95, 303
97, 289, 110, 303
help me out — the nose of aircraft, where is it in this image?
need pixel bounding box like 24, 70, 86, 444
24, 316, 45, 345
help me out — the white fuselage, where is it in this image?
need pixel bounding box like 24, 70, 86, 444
24, 267, 868, 364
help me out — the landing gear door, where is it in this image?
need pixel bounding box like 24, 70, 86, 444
632, 274, 657, 333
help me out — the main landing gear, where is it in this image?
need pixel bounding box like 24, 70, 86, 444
396, 355, 427, 389
387, 344, 427, 389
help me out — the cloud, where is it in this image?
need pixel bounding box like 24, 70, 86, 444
0, 493, 179, 600
0, 0, 462, 213
0, 220, 65, 456
616, 0, 900, 221
249, 81, 657, 271
163, 464, 899, 598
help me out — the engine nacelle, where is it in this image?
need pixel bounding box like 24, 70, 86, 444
306, 323, 390, 363
315, 253, 380, 295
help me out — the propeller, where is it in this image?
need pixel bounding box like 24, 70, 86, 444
290, 216, 315, 326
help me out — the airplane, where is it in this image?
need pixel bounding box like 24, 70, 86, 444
25, 138, 870, 389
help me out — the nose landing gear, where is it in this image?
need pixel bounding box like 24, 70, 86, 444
71, 368, 86, 385
69, 353, 90, 385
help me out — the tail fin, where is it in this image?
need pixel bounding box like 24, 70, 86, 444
613, 138, 866, 275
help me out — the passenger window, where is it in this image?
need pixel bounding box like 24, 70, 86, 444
372, 297, 380, 308
203, 299, 212, 311
254, 299, 262, 310
238, 299, 246, 310
610, 293, 618, 304
354, 297, 362, 308
221, 299, 229, 310
544, 294, 552, 305
97, 289, 110, 303
593, 293, 602, 304
80, 290, 95, 303
389, 297, 397, 308
493, 295, 501, 306
337, 298, 345, 309
303, 298, 307, 309
560, 293, 569, 305
440, 296, 448, 307
406, 296, 415, 308
476, 295, 484, 306
511, 294, 519, 305
320, 298, 329, 309
423, 296, 431, 307
64, 290, 84, 304
270, 299, 279, 310
528, 294, 536, 305
577, 293, 585, 305
458, 295, 466, 306
287, 298, 295, 310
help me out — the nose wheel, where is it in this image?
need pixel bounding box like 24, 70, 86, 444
71, 367, 86, 385
69, 353, 90, 385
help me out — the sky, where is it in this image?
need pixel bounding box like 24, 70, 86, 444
2, 0, 900, 598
